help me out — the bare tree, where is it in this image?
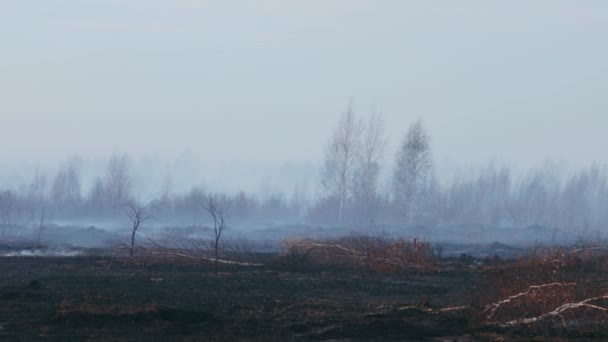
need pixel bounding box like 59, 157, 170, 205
126, 198, 151, 258
204, 194, 231, 271
0, 190, 16, 237
27, 170, 49, 246
105, 153, 131, 210
321, 100, 363, 226
87, 177, 106, 215
160, 169, 173, 202
393, 120, 433, 224
51, 156, 82, 215
353, 112, 386, 227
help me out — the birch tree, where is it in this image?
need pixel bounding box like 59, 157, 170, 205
105, 153, 131, 209
321, 101, 363, 226
51, 156, 82, 214
353, 112, 386, 227
393, 120, 432, 224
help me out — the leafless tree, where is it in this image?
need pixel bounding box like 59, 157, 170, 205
27, 170, 49, 246
353, 111, 386, 227
160, 169, 173, 202
51, 156, 82, 212
393, 120, 433, 224
321, 100, 363, 226
0, 190, 16, 237
105, 153, 131, 209
87, 177, 106, 215
155, 170, 175, 218
126, 198, 151, 258
204, 194, 231, 271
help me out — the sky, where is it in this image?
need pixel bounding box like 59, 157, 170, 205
1, 1, 608, 191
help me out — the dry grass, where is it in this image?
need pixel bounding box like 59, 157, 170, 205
282, 236, 438, 273
473, 245, 608, 336
110, 238, 264, 267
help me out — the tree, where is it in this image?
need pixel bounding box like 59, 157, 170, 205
204, 194, 230, 271
87, 177, 106, 215
25, 170, 50, 246
0, 190, 16, 237
105, 153, 131, 210
125, 198, 151, 258
353, 112, 386, 227
51, 156, 82, 215
321, 101, 363, 226
160, 169, 173, 203
393, 120, 433, 224
232, 191, 256, 221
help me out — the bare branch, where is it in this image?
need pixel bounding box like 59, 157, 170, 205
491, 294, 608, 327
480, 282, 577, 320
125, 198, 151, 258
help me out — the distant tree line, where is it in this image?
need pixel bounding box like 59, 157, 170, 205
315, 103, 608, 231
1, 104, 608, 237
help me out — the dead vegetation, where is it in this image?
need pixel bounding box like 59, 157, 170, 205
111, 237, 264, 267
282, 236, 439, 273
473, 245, 608, 337
79, 235, 608, 339
110, 234, 440, 273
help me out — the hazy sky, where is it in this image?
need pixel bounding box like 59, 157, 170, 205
2, 1, 608, 170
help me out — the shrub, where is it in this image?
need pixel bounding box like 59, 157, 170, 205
473, 245, 608, 337
282, 235, 437, 273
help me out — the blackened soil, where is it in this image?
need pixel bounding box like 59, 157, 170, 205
0, 257, 479, 341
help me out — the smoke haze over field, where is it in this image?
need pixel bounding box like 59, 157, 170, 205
1, 1, 608, 177
1, 2, 608, 248
5, 6, 608, 341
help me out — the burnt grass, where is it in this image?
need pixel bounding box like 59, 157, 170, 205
0, 254, 593, 341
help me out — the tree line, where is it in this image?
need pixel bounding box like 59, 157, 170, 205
317, 103, 608, 231
1, 105, 608, 236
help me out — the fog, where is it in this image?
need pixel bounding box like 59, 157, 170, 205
1, 1, 608, 252
3, 1, 608, 167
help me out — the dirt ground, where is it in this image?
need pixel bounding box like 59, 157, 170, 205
0, 255, 602, 341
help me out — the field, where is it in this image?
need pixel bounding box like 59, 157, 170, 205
0, 243, 607, 341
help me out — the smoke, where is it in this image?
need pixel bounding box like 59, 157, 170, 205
1, 248, 83, 257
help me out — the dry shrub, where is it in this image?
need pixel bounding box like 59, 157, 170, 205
110, 237, 264, 267
473, 245, 608, 337
282, 236, 437, 273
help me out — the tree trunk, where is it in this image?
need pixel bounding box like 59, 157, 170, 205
337, 195, 344, 227
214, 238, 220, 274
130, 229, 136, 258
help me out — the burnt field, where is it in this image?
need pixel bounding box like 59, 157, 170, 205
0, 242, 607, 341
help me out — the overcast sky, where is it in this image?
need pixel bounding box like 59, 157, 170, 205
2, 1, 607, 172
